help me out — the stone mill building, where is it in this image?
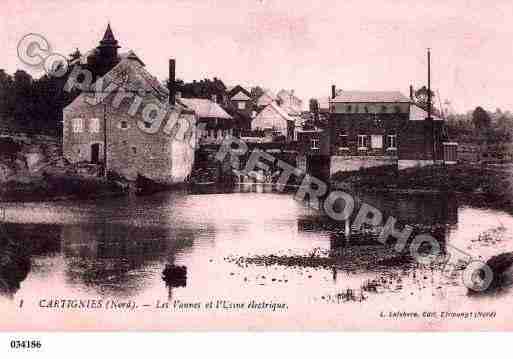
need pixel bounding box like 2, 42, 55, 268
62, 25, 197, 184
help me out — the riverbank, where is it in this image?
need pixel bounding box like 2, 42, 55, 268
0, 174, 128, 203
331, 164, 513, 208
0, 134, 129, 203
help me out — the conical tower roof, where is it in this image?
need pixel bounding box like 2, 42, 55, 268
99, 23, 120, 48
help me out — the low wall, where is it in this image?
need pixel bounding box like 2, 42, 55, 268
330, 156, 397, 174
397, 159, 434, 170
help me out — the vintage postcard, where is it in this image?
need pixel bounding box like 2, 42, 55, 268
1, 0, 513, 333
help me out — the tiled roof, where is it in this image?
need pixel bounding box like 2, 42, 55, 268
179, 98, 233, 119
227, 85, 250, 94
332, 91, 411, 103
267, 102, 295, 122
231, 91, 251, 101
64, 56, 188, 112
101, 56, 168, 100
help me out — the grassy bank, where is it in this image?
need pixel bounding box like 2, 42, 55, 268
0, 175, 128, 203
331, 164, 513, 207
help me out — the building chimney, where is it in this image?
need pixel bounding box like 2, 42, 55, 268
169, 59, 176, 106
331, 85, 336, 99
409, 85, 414, 101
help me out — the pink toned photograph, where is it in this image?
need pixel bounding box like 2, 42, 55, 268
1, 0, 513, 337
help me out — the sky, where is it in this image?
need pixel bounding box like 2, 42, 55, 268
1, 0, 512, 113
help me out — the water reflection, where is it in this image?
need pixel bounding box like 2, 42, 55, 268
62, 222, 195, 298
0, 236, 31, 297
1, 185, 512, 331
0, 223, 59, 296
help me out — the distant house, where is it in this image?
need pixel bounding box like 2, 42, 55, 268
178, 78, 228, 106
179, 98, 233, 145
251, 102, 295, 141
63, 25, 196, 184
276, 89, 303, 115
225, 85, 255, 133
227, 85, 251, 111
328, 87, 450, 173
256, 91, 277, 109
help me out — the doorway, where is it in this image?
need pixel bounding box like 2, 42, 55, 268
91, 143, 100, 163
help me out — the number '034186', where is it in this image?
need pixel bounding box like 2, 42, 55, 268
10, 340, 42, 349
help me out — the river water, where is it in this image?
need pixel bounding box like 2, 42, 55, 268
1, 185, 513, 330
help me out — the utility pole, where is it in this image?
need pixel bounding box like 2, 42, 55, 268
427, 48, 432, 121
103, 103, 108, 178
427, 48, 436, 163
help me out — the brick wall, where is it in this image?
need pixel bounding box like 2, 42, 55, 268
329, 112, 408, 156
330, 156, 397, 174
398, 120, 444, 161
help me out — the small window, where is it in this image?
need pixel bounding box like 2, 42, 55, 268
131, 146, 137, 154
339, 131, 348, 148
311, 139, 319, 150
357, 134, 368, 149
346, 105, 352, 112
381, 105, 387, 113
364, 106, 369, 113
394, 105, 401, 113
122, 140, 128, 146
144, 121, 152, 129
72, 118, 83, 133
371, 135, 383, 149
238, 101, 246, 110
120, 121, 128, 129
89, 118, 100, 133
387, 134, 397, 149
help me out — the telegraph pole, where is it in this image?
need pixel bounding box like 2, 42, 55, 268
427, 48, 436, 163
103, 103, 108, 178
427, 48, 432, 121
